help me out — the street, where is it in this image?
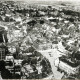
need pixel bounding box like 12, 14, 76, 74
39, 48, 64, 79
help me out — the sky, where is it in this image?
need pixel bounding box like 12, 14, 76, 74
36, 0, 80, 1
3, 0, 80, 2
2, 0, 80, 5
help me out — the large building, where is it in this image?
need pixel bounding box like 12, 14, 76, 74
0, 27, 8, 60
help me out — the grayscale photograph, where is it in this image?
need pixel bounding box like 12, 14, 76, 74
0, 0, 80, 79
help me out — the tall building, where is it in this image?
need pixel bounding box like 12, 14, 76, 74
0, 48, 5, 60
0, 27, 8, 60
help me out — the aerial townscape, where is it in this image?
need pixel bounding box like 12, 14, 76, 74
0, 0, 80, 79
